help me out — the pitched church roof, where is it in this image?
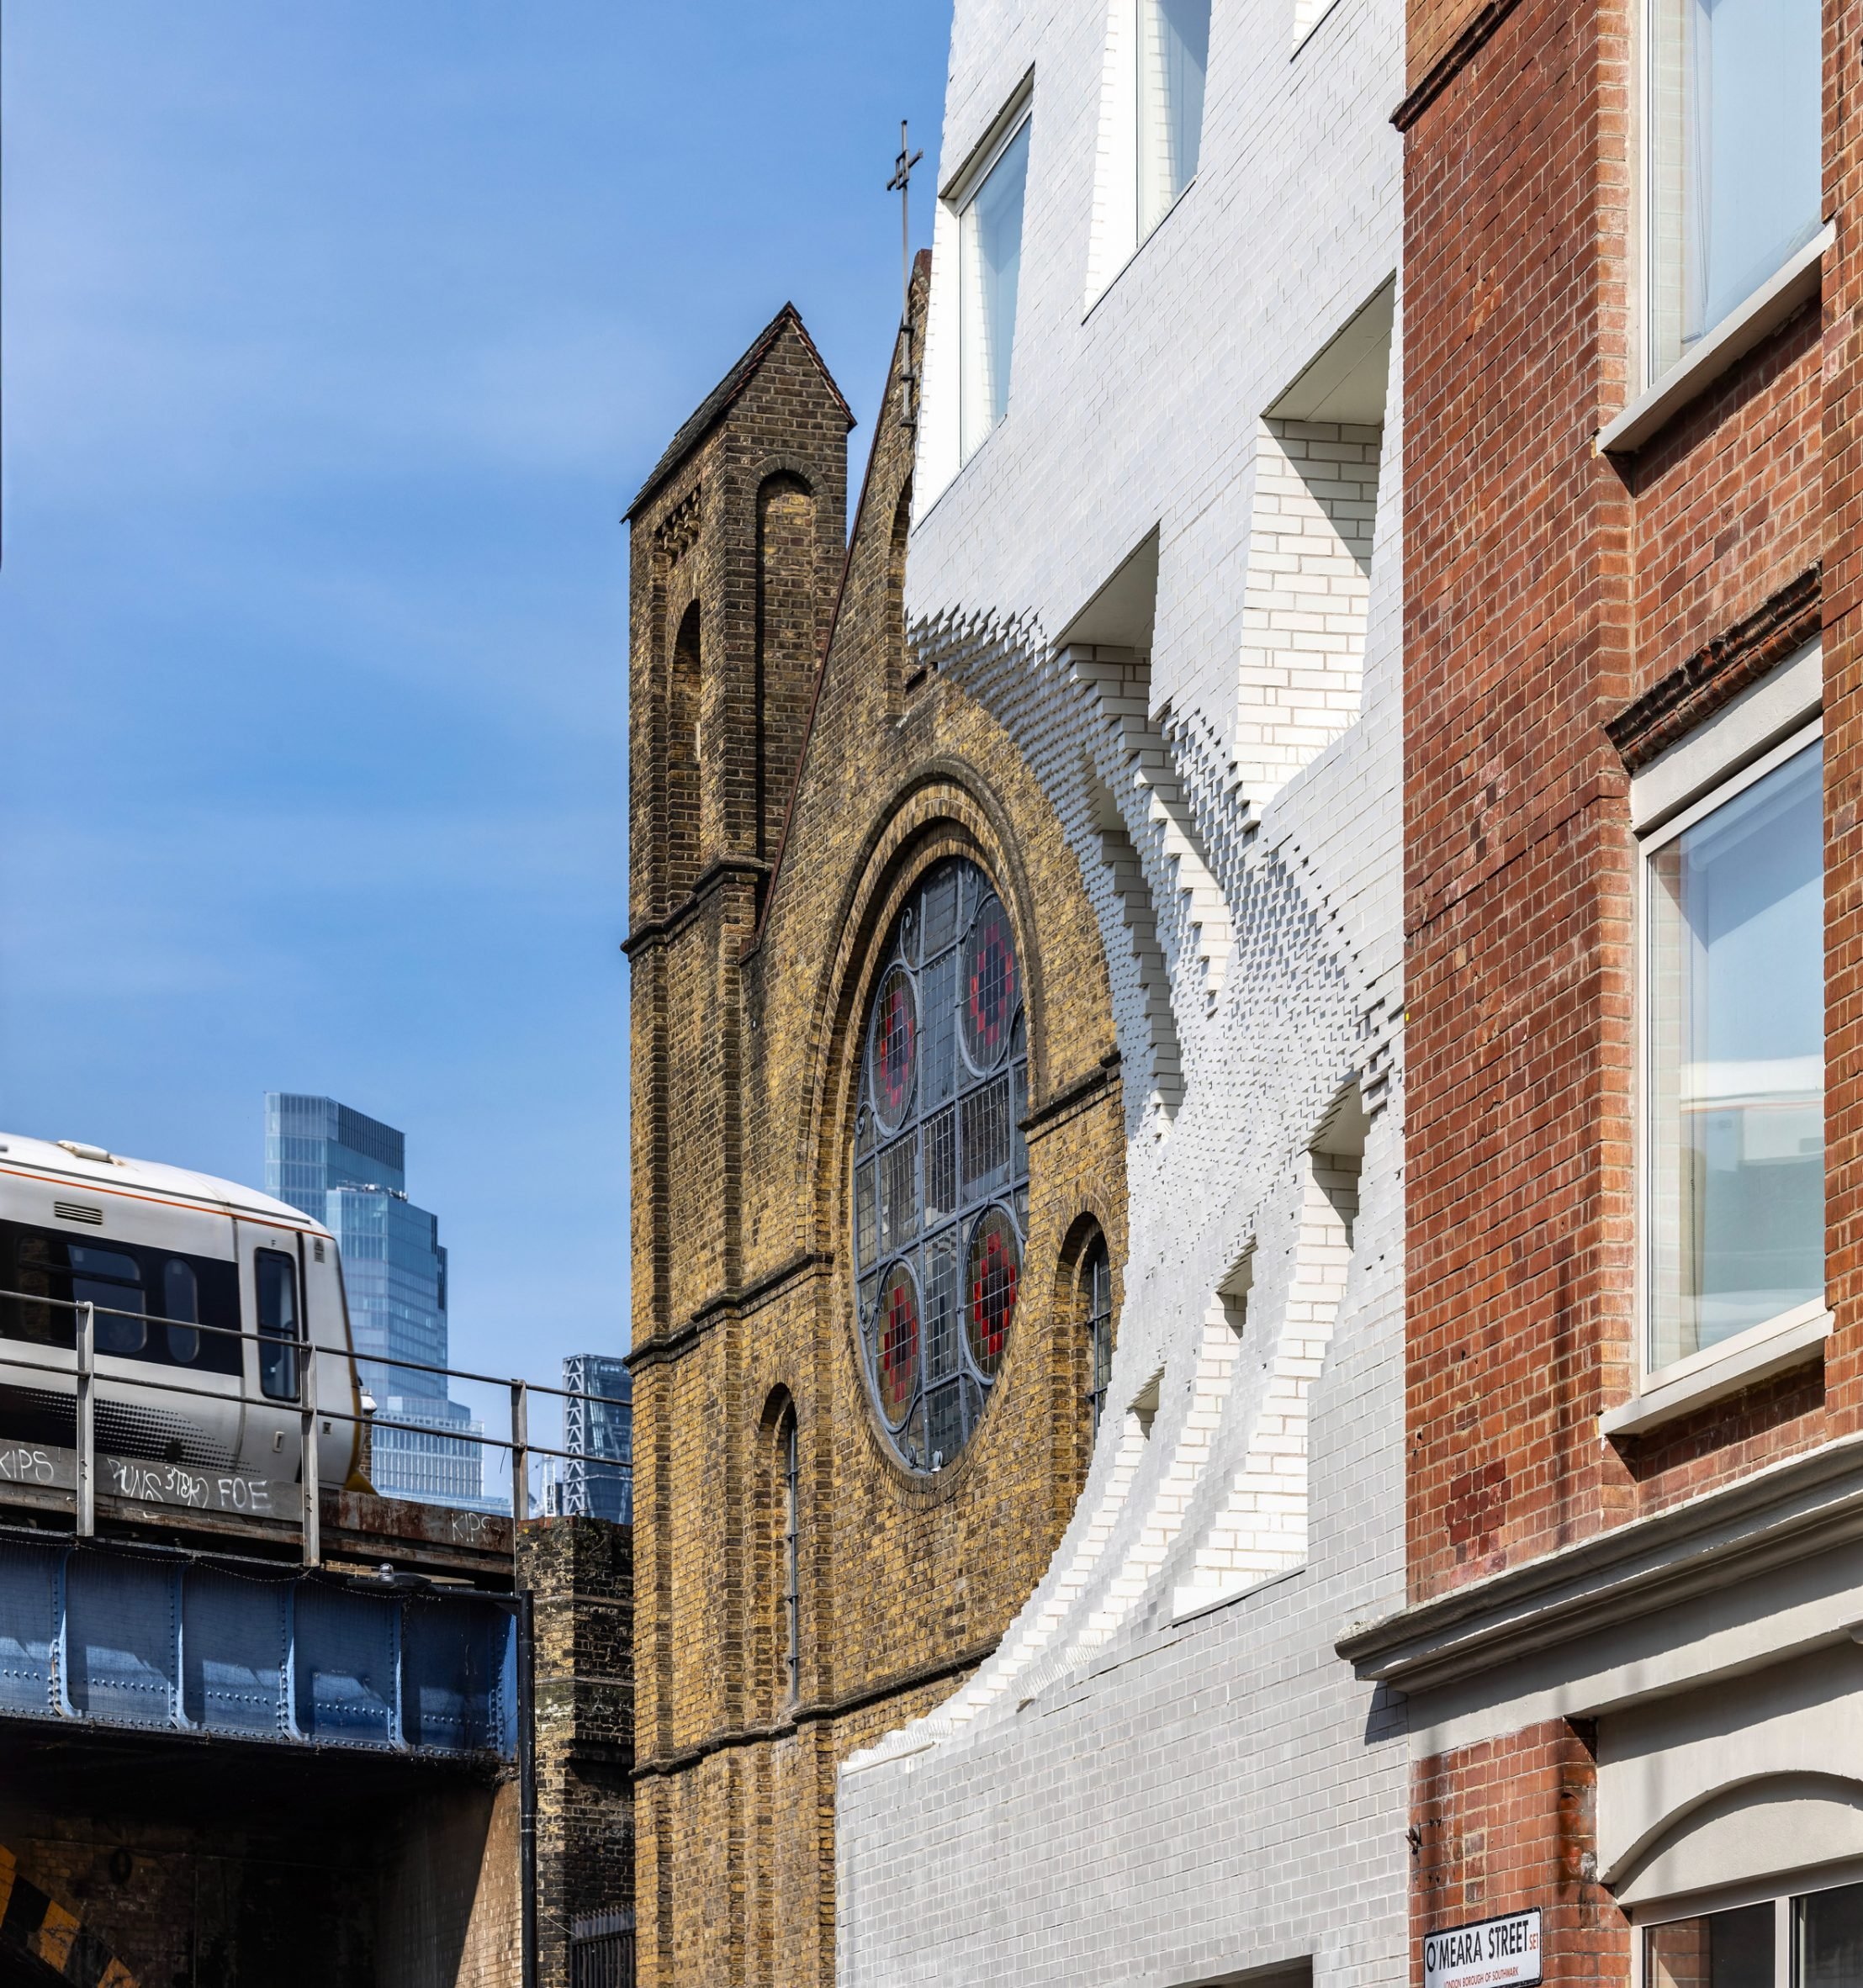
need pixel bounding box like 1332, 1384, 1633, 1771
624, 302, 855, 521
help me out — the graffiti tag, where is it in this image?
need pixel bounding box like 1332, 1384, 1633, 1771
102, 1457, 273, 1514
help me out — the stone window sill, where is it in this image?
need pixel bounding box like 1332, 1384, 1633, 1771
1599, 1298, 1832, 1440
1598, 224, 1834, 457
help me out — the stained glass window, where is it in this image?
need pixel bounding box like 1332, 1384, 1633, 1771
851, 857, 1029, 1471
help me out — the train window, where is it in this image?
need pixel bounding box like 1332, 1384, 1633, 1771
257, 1250, 300, 1401
0, 1223, 241, 1374
162, 1260, 200, 1364
156, 1251, 240, 1375
69, 1245, 146, 1355
5, 1230, 77, 1347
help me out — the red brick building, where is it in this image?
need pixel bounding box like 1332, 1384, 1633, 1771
1344, 0, 1863, 1979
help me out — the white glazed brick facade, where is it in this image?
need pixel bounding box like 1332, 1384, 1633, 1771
1237, 421, 1381, 800
837, 0, 1407, 1982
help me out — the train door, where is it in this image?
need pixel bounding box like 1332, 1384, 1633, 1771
235, 1218, 310, 1481
304, 1238, 365, 1488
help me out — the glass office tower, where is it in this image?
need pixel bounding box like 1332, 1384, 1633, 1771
263, 1093, 490, 1510
547, 1353, 632, 1523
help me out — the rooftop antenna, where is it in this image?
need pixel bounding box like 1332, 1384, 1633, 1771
887, 119, 924, 428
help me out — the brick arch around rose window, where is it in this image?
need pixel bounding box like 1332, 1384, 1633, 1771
791, 768, 1051, 1245
799, 780, 1048, 1496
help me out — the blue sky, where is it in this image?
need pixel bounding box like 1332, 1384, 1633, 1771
0, 3, 951, 1454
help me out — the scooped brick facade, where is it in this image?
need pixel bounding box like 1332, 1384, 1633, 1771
833, 0, 1412, 1982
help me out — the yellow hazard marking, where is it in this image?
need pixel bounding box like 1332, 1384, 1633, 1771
33, 1897, 79, 1970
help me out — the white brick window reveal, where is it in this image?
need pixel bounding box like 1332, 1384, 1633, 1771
1236, 283, 1393, 804
1173, 1121, 1362, 1619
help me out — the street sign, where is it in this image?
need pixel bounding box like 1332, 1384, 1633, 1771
1423, 1910, 1543, 1988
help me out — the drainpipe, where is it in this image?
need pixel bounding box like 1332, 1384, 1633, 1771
517, 1584, 538, 1988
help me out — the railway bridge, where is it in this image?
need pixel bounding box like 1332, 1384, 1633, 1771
0, 1453, 631, 1988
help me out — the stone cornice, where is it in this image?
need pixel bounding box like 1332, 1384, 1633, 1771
1391, 0, 1527, 134
1606, 565, 1822, 771
631, 1634, 998, 1781
621, 855, 770, 958
1337, 1432, 1863, 1692
1020, 1049, 1121, 1142
624, 1251, 834, 1373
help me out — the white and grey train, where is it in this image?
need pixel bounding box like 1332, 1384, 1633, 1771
0, 1133, 367, 1486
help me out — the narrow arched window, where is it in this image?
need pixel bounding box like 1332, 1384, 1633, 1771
666, 600, 702, 901
1082, 1236, 1113, 1430
780, 1408, 800, 1703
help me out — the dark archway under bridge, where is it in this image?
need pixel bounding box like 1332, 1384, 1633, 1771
0, 1707, 515, 1988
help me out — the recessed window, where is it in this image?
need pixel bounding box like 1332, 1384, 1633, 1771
68, 1245, 146, 1356
851, 857, 1029, 1471
959, 116, 1031, 460
1644, 731, 1823, 1372
1137, 0, 1209, 241
1646, 0, 1823, 383
0, 1221, 239, 1371
1644, 1880, 1863, 1988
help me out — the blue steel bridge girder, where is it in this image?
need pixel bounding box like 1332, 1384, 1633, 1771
0, 1536, 517, 1758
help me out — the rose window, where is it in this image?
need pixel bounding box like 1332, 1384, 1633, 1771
852, 857, 1029, 1471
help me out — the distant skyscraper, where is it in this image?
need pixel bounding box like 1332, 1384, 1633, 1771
264, 1093, 490, 1510
546, 1354, 632, 1524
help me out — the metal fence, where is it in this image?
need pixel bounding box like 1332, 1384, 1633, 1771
0, 1283, 631, 1565
569, 1911, 635, 1988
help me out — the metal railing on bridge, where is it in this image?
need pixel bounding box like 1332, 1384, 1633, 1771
0, 1284, 629, 1568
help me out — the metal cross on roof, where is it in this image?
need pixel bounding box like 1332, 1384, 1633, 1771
886, 119, 924, 326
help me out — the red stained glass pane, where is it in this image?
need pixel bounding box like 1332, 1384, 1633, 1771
878, 1265, 920, 1422
966, 1208, 1020, 1377
872, 965, 917, 1129
962, 901, 1019, 1069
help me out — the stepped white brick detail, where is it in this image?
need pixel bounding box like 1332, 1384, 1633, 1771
1093, 810, 1185, 1115
835, 0, 1407, 1980
1073, 647, 1234, 1015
